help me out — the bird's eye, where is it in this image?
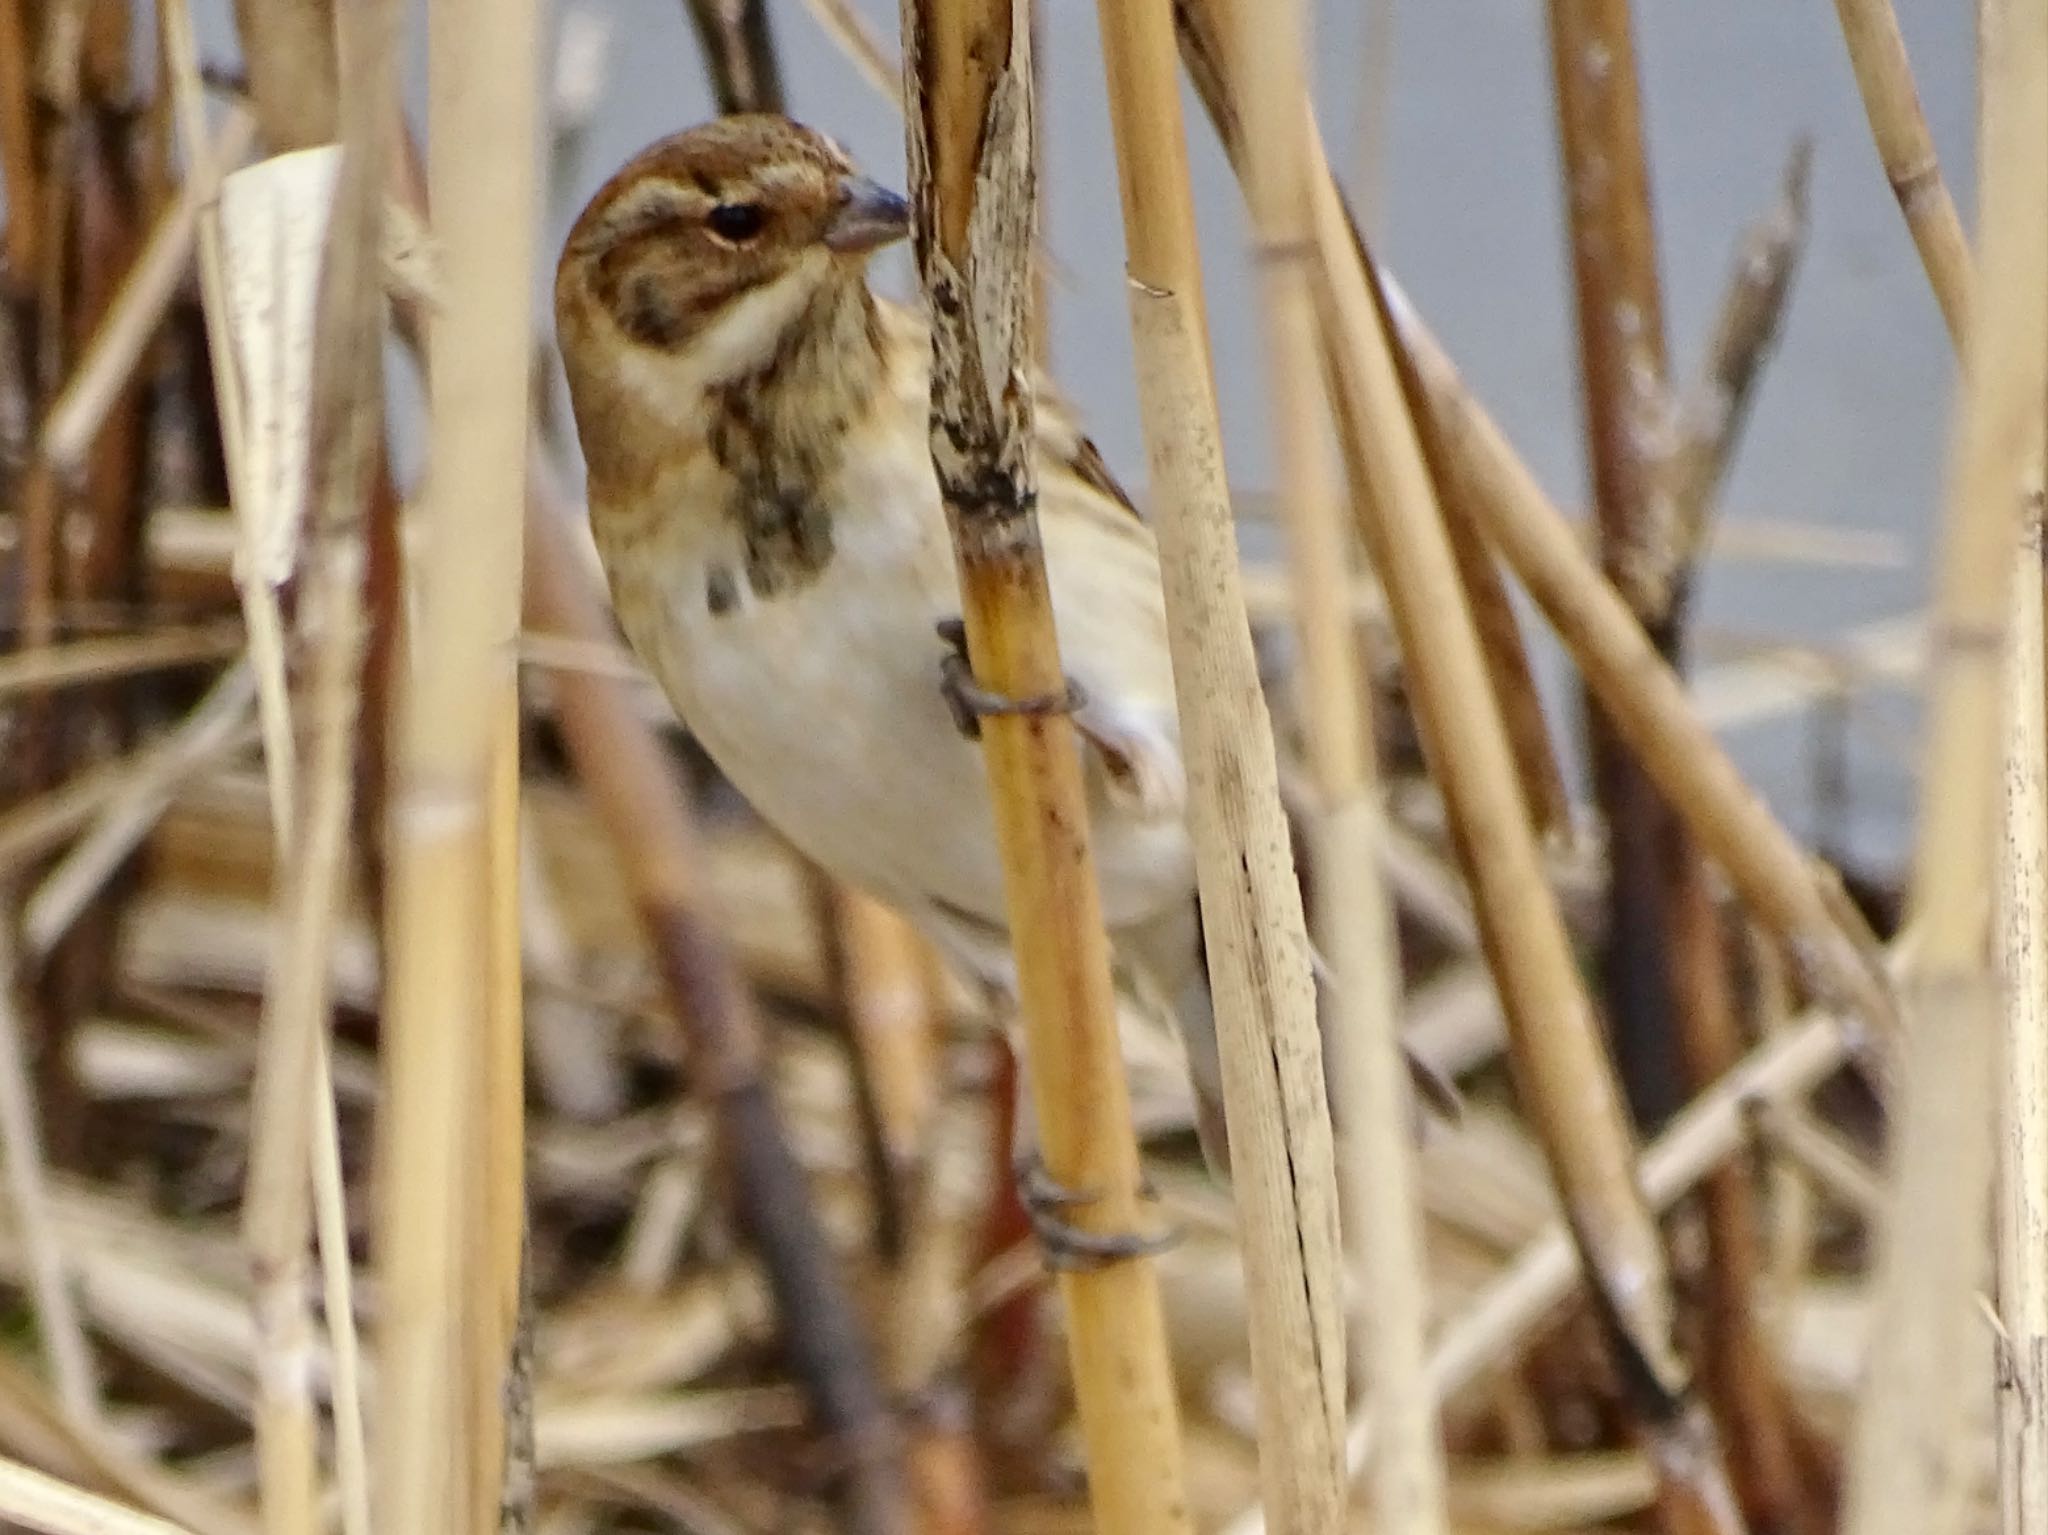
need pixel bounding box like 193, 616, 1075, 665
707, 203, 767, 242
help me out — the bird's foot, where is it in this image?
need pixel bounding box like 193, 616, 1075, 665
1013, 1154, 1177, 1272
935, 617, 1088, 741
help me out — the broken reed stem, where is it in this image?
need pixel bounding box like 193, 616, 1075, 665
1376, 280, 1899, 1041
1087, 3, 1355, 1532
377, 0, 539, 1530
1666, 141, 1812, 606
1234, 0, 1442, 1529
901, 6, 1196, 1534
1826, 0, 1972, 346
1847, 4, 2048, 1530
1997, 519, 2048, 1535
1173, 0, 1571, 849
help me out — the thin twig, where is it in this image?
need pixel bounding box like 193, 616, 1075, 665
0, 623, 245, 699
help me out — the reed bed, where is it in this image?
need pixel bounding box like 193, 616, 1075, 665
0, 1, 2027, 1534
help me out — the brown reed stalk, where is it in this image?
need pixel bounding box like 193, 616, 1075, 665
1996, 513, 2048, 1535
1547, 0, 1698, 1146
1826, 0, 1971, 346
1374, 284, 1899, 1041
0, 0, 38, 282
375, 0, 539, 1529
228, 0, 337, 154
1663, 144, 1827, 1535
1233, 0, 1443, 1530
900, 6, 1200, 1533
1086, 2, 1359, 1530
1548, 7, 1816, 1525
1845, 3, 2047, 1530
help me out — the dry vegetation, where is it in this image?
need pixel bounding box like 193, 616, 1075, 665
0, 0, 2035, 1534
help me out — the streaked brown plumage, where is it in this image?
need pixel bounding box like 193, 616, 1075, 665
554, 116, 1446, 1197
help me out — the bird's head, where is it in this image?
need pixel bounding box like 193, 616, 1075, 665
554, 115, 909, 416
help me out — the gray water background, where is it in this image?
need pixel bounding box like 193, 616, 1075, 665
209, 0, 1974, 876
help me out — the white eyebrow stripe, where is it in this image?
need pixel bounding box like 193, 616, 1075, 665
748, 162, 821, 196
602, 179, 710, 237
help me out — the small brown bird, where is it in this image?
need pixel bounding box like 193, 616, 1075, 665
554, 116, 1442, 1255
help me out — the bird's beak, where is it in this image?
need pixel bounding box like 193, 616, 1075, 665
824, 175, 911, 253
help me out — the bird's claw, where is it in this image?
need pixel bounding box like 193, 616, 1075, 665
1013, 1154, 1177, 1272
935, 618, 1088, 741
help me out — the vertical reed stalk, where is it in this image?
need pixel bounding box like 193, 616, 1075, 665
1547, 4, 1813, 1523
1843, 2, 2048, 1531
899, 6, 1196, 1533
1235, 0, 1443, 1530
1546, 0, 1691, 1134
1087, 2, 1354, 1530
1996, 516, 2048, 1535
377, 0, 536, 1532
1826, 0, 1972, 346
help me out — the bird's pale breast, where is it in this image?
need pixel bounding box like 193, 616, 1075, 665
592, 425, 1194, 945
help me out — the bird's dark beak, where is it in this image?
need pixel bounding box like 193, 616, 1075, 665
824, 175, 911, 253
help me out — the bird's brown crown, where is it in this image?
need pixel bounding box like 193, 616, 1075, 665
555, 115, 905, 356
